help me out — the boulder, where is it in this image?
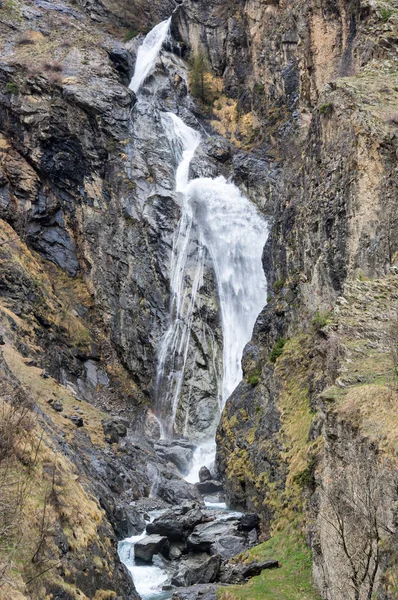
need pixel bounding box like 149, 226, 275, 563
199, 466, 212, 482
146, 513, 185, 541
219, 559, 279, 584
195, 480, 223, 495
69, 415, 83, 427
134, 535, 167, 562
187, 520, 241, 553
210, 535, 248, 560
146, 503, 204, 541
171, 553, 221, 587
51, 400, 63, 412
157, 478, 203, 505
241, 560, 279, 578
172, 583, 218, 600
238, 513, 260, 531
102, 419, 127, 444
156, 444, 194, 475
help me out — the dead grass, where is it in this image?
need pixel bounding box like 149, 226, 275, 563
2, 345, 107, 448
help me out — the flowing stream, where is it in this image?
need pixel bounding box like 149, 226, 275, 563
119, 19, 268, 599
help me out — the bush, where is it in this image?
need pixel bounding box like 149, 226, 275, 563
380, 7, 393, 22
319, 102, 334, 116
269, 338, 288, 363
272, 278, 285, 293
5, 82, 19, 95
189, 47, 211, 103
388, 111, 398, 126
43, 60, 62, 72
248, 375, 260, 387
312, 311, 330, 331
293, 456, 317, 488
123, 29, 138, 43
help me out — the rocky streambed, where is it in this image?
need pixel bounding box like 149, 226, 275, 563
119, 488, 278, 600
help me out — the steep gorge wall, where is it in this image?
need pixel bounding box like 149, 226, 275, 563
171, 0, 398, 598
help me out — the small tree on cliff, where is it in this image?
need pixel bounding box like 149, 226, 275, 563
189, 47, 211, 103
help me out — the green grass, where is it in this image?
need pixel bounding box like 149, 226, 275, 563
217, 529, 319, 600
269, 337, 288, 363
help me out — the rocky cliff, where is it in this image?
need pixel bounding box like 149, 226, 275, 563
186, 0, 398, 598
1, 0, 398, 599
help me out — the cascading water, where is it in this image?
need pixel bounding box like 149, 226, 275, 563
156, 117, 268, 459
129, 18, 171, 94
128, 14, 268, 463
119, 20, 269, 599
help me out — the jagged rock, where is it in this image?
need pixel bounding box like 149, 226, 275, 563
69, 415, 84, 427
199, 466, 212, 482
172, 583, 218, 600
195, 480, 223, 495
112, 506, 146, 539
134, 535, 168, 562
102, 419, 127, 444
237, 513, 260, 531
51, 400, 63, 412
241, 560, 279, 577
146, 503, 204, 541
210, 535, 247, 560
157, 478, 204, 506
169, 542, 185, 560
155, 443, 194, 475
187, 520, 241, 553
171, 553, 221, 587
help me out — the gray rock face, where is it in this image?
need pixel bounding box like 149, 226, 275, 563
102, 419, 128, 444
187, 520, 241, 553
155, 441, 195, 475
172, 584, 218, 600
134, 535, 168, 562
199, 466, 212, 483
210, 535, 247, 560
171, 553, 221, 587
195, 480, 223, 495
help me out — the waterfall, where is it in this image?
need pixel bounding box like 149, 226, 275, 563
129, 18, 171, 94
127, 17, 268, 460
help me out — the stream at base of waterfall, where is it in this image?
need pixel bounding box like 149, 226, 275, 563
119, 18, 268, 599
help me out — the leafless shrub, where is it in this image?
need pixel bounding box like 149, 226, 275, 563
319, 457, 396, 600
387, 111, 398, 126
388, 312, 398, 375
42, 60, 63, 73
15, 34, 36, 46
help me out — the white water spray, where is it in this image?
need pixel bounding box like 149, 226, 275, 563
129, 18, 171, 94
126, 14, 268, 471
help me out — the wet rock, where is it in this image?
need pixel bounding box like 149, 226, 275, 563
210, 535, 247, 560
187, 520, 241, 553
107, 46, 134, 86
171, 553, 221, 587
134, 535, 168, 563
238, 513, 260, 531
199, 466, 212, 482
146, 503, 204, 541
69, 415, 83, 427
195, 480, 223, 495
112, 505, 146, 539
155, 443, 194, 475
157, 478, 203, 506
172, 583, 218, 600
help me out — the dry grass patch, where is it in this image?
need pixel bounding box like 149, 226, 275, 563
2, 345, 107, 448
